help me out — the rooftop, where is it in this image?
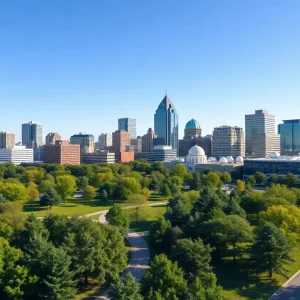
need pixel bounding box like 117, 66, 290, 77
185, 119, 201, 129
246, 155, 300, 162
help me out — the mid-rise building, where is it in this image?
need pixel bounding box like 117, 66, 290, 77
0, 146, 34, 165
212, 126, 245, 159
118, 118, 137, 139
278, 119, 300, 156
147, 145, 177, 162
22, 121, 43, 148
44, 140, 80, 165
154, 95, 178, 151
0, 132, 15, 149
179, 119, 212, 157
130, 136, 142, 153
142, 128, 156, 153
46, 132, 62, 145
97, 133, 112, 149
70, 133, 95, 153
111, 130, 133, 162
81, 151, 115, 164
245, 109, 280, 158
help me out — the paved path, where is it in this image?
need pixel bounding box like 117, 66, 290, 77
95, 203, 167, 300
269, 271, 300, 300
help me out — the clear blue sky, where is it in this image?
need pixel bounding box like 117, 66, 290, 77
1, 0, 300, 142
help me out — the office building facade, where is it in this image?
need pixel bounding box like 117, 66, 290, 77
46, 132, 62, 145
111, 130, 133, 162
70, 133, 95, 153
154, 95, 178, 151
278, 119, 300, 156
147, 145, 177, 162
0, 146, 34, 165
97, 133, 112, 149
118, 118, 137, 139
0, 132, 15, 149
142, 128, 156, 153
212, 126, 245, 159
22, 121, 43, 148
81, 151, 115, 164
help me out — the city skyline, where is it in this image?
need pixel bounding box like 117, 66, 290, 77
1, 1, 300, 141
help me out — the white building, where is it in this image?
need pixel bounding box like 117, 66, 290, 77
0, 146, 34, 165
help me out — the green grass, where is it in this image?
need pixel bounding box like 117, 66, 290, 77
215, 246, 300, 300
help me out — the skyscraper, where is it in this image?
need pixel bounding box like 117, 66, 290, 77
22, 121, 43, 148
278, 119, 300, 155
118, 118, 137, 139
154, 95, 178, 151
97, 133, 112, 149
245, 109, 280, 158
142, 128, 156, 153
0, 132, 15, 149
212, 126, 245, 158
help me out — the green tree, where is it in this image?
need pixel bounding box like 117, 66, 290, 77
221, 172, 231, 183
160, 183, 171, 199
142, 254, 187, 300
27, 182, 40, 201
190, 172, 202, 191
254, 172, 267, 185
246, 176, 256, 187
268, 174, 279, 185
108, 272, 143, 300
171, 164, 188, 180
76, 176, 89, 190
40, 187, 61, 209
0, 182, 29, 201
207, 172, 222, 188
106, 204, 129, 235
82, 185, 96, 200
235, 180, 245, 193
24, 168, 45, 184
251, 223, 293, 277
171, 238, 212, 282
99, 190, 108, 201
285, 173, 300, 187
38, 179, 55, 193
55, 175, 77, 203
127, 194, 147, 222
263, 184, 297, 206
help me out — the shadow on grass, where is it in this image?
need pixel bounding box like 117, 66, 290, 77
130, 220, 154, 232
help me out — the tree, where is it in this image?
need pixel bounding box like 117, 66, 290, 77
221, 172, 231, 183
207, 172, 222, 188
38, 179, 55, 193
171, 164, 188, 180
254, 172, 267, 186
246, 176, 256, 187
108, 272, 143, 300
160, 183, 171, 199
171, 238, 212, 282
27, 182, 40, 201
240, 191, 266, 215
285, 173, 300, 187
82, 185, 96, 200
142, 254, 187, 300
24, 168, 45, 184
268, 174, 279, 185
0, 182, 29, 201
263, 184, 297, 206
235, 180, 245, 193
106, 204, 129, 235
127, 194, 147, 222
40, 187, 61, 209
140, 187, 151, 200
55, 175, 77, 203
76, 176, 89, 190
99, 190, 108, 201
190, 172, 202, 191
251, 223, 293, 277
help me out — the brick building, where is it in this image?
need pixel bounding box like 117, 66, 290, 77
111, 130, 134, 162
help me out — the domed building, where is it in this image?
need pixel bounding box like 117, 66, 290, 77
185, 145, 207, 170
179, 118, 212, 158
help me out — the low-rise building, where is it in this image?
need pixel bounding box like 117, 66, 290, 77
147, 145, 177, 162
0, 146, 34, 165
81, 151, 115, 164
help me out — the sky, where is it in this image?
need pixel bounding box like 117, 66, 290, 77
1, 0, 300, 142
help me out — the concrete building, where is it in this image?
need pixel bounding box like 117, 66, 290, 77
147, 145, 177, 162
81, 151, 115, 164
142, 128, 156, 153
0, 146, 34, 165
111, 130, 133, 162
244, 152, 300, 178
212, 126, 245, 159
154, 95, 178, 151
46, 132, 62, 145
97, 133, 112, 149
278, 119, 300, 156
0, 132, 15, 149
70, 133, 95, 153
245, 109, 280, 158
179, 119, 212, 157
22, 121, 43, 148
44, 140, 80, 165
130, 136, 142, 153
118, 118, 137, 139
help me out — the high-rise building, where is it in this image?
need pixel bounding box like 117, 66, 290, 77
70, 133, 95, 153
118, 118, 137, 139
44, 140, 80, 165
22, 121, 43, 148
0, 132, 15, 149
178, 119, 212, 157
0, 146, 34, 165
142, 128, 156, 153
97, 133, 112, 149
111, 130, 133, 162
278, 119, 300, 155
46, 132, 62, 145
154, 95, 178, 151
245, 109, 280, 158
212, 126, 245, 158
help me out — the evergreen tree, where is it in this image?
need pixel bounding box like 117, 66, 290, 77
160, 183, 171, 199
40, 187, 61, 209
190, 171, 202, 191
106, 204, 129, 235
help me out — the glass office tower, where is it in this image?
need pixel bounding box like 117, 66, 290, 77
118, 118, 137, 139
278, 119, 300, 155
154, 95, 178, 151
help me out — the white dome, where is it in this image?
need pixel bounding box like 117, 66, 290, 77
188, 145, 205, 156
178, 158, 185, 163
235, 156, 244, 162
208, 157, 216, 162
219, 157, 228, 163
226, 156, 234, 162
270, 152, 280, 159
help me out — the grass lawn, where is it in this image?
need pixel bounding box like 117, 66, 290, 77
23, 192, 167, 217
215, 246, 300, 300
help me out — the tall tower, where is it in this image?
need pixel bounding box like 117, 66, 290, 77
154, 95, 178, 151
0, 132, 15, 149
278, 119, 300, 155
118, 118, 137, 139
22, 121, 43, 148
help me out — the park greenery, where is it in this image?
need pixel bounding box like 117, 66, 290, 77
1, 160, 300, 299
